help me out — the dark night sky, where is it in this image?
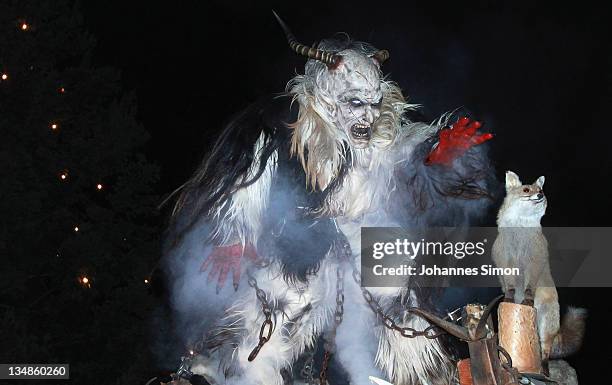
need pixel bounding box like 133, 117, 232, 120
76, 1, 611, 379
81, 0, 611, 227
4, 1, 612, 382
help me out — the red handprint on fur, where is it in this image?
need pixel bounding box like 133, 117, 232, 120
200, 243, 258, 293
425, 117, 493, 166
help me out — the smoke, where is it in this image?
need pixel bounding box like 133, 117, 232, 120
154, 216, 248, 368
154, 47, 499, 382
334, 266, 387, 385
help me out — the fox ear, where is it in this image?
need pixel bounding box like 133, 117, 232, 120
505, 171, 522, 189
535, 176, 545, 188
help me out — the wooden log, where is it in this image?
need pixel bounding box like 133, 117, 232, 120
497, 302, 542, 374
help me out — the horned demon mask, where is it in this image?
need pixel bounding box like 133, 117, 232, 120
274, 12, 391, 149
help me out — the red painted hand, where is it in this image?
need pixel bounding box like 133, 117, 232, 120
425, 117, 493, 166
200, 243, 258, 293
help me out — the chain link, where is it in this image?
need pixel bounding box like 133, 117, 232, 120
183, 257, 481, 384
247, 274, 274, 362
318, 350, 332, 385
318, 266, 345, 385
350, 262, 446, 339
334, 267, 345, 325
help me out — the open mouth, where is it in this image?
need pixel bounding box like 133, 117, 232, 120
521, 197, 545, 204
350, 123, 371, 141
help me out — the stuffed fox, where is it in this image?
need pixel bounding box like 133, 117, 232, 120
493, 171, 586, 368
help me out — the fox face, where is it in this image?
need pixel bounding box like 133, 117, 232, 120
498, 171, 547, 224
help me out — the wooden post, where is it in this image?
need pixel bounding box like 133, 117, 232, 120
497, 302, 542, 375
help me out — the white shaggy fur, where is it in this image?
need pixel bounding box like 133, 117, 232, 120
210, 132, 278, 246
185, 44, 456, 384
190, 94, 453, 385
191, 258, 340, 385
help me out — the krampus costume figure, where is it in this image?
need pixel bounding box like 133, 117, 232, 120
163, 13, 496, 385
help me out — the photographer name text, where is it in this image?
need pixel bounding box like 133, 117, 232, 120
371, 264, 520, 277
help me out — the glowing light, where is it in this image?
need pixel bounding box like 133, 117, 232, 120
96, 183, 103, 190
59, 170, 68, 180
144, 279, 149, 284
59, 87, 65, 93
189, 350, 194, 356
79, 275, 91, 288
1, 74, 7, 80
74, 226, 79, 232
51, 123, 58, 130
21, 23, 28, 30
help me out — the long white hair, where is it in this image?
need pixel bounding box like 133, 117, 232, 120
285, 36, 419, 191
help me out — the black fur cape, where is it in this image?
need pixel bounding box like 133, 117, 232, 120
165, 95, 500, 283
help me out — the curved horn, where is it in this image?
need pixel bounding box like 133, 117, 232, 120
272, 10, 341, 68
372, 49, 390, 65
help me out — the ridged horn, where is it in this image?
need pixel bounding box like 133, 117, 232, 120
272, 10, 341, 68
372, 49, 390, 65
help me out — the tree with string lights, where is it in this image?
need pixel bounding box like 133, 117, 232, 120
1, 1, 161, 383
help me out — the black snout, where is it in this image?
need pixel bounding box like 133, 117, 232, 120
537, 193, 544, 199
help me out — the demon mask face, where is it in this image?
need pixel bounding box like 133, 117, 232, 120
274, 12, 390, 149
323, 50, 384, 148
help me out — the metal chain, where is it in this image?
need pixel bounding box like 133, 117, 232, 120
334, 267, 345, 325
247, 274, 274, 362
319, 350, 332, 385
319, 266, 345, 385
350, 263, 446, 339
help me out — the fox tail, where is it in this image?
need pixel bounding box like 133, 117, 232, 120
550, 306, 587, 359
